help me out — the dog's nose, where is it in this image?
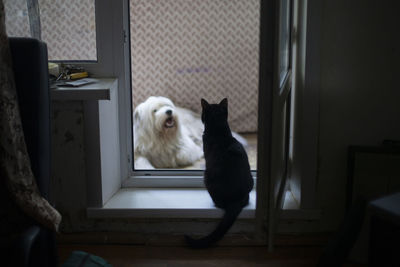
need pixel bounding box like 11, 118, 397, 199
166, 109, 172, 116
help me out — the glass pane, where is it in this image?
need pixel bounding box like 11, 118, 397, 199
39, 0, 97, 61
4, 0, 31, 37
4, 0, 97, 61
130, 0, 260, 171
279, 0, 290, 86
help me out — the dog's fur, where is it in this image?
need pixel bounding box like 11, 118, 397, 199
133, 96, 247, 169
134, 96, 203, 169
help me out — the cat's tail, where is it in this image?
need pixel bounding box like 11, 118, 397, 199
184, 203, 243, 249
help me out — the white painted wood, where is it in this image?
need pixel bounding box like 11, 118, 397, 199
255, 0, 275, 245
123, 176, 205, 188
298, 0, 321, 209
73, 0, 115, 76
51, 78, 116, 100
286, 0, 321, 211
124, 173, 257, 188
117, 0, 134, 184
99, 80, 122, 205
87, 188, 256, 218
84, 100, 103, 207
84, 78, 121, 207
282, 190, 299, 210
267, 0, 295, 252
78, 0, 129, 206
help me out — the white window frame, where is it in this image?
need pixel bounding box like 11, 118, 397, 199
65, 0, 132, 206
288, 0, 321, 210
70, 0, 319, 212
75, 0, 133, 187
123, 0, 262, 188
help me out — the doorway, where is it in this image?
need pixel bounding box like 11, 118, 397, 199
130, 0, 260, 171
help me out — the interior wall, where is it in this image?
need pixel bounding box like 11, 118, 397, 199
317, 0, 400, 230
49, 0, 400, 235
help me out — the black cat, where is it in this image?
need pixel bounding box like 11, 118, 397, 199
185, 98, 254, 248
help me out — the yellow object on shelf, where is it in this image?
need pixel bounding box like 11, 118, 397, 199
70, 72, 88, 80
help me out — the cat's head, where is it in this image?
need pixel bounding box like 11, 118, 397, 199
201, 98, 228, 125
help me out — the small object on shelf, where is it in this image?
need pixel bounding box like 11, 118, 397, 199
48, 62, 59, 77
63, 78, 99, 87
69, 71, 89, 80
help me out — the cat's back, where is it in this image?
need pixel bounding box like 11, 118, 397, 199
204, 136, 253, 206
204, 135, 245, 161
205, 136, 252, 181
226, 138, 252, 177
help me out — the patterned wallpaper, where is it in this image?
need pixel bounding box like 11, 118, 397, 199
130, 0, 260, 132
4, 0, 96, 61
5, 0, 260, 131
4, 0, 30, 37
39, 0, 96, 61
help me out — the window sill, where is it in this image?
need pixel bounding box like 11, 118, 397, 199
87, 188, 257, 219
51, 78, 117, 100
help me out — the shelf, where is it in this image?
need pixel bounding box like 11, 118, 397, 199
51, 78, 117, 100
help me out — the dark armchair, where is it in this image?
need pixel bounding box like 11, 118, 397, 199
7, 37, 57, 267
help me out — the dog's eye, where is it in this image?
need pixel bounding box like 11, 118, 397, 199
153, 109, 157, 113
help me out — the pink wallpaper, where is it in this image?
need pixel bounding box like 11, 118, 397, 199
130, 0, 260, 132
5, 0, 260, 132
4, 0, 96, 61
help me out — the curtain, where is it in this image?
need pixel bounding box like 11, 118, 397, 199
0, 0, 61, 233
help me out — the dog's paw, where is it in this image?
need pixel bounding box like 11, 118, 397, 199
134, 156, 155, 169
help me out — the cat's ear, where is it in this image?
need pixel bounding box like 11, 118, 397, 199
201, 98, 209, 109
219, 98, 228, 108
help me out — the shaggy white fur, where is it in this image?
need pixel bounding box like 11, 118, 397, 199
133, 96, 247, 169
133, 96, 203, 169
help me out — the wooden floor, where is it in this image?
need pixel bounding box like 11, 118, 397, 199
58, 244, 322, 267
57, 233, 368, 267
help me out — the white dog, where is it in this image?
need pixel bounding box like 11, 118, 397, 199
134, 96, 204, 169
133, 96, 247, 169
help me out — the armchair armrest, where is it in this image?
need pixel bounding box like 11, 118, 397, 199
13, 225, 40, 267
